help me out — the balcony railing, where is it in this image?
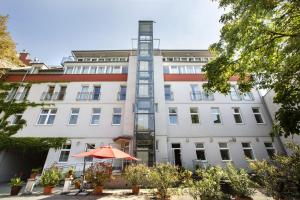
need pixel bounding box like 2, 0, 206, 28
76, 92, 101, 101
164, 92, 174, 101
190, 91, 202, 101
117, 92, 126, 101
40, 92, 65, 101
5, 92, 27, 102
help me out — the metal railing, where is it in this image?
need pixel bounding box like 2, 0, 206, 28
191, 91, 214, 101
76, 92, 101, 101
40, 92, 65, 101
190, 92, 202, 101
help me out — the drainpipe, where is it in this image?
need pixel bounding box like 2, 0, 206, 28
257, 89, 288, 155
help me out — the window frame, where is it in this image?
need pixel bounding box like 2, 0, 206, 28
90, 108, 101, 125
232, 107, 244, 124
190, 107, 200, 124
241, 142, 256, 160
112, 108, 122, 125
264, 142, 276, 159
36, 108, 57, 125
252, 107, 265, 124
211, 107, 222, 124
168, 107, 178, 125
68, 108, 80, 125
219, 142, 231, 161
58, 142, 71, 163
195, 143, 207, 161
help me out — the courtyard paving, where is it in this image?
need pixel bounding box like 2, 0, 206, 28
0, 183, 274, 200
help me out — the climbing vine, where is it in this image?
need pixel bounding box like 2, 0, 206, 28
0, 81, 66, 151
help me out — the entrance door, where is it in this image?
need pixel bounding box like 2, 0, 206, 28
172, 143, 182, 167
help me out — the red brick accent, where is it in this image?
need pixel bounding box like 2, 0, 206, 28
164, 74, 239, 81
4, 74, 128, 83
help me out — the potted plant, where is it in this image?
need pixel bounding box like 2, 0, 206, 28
124, 164, 149, 195
85, 163, 112, 195
9, 177, 23, 196
225, 163, 255, 200
73, 178, 81, 189
40, 165, 61, 195
30, 168, 42, 179
148, 163, 182, 200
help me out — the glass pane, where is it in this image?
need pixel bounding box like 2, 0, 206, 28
211, 107, 219, 113
213, 114, 221, 123
254, 114, 264, 123
138, 85, 149, 97
82, 66, 90, 73
97, 67, 106, 74
169, 115, 177, 124
66, 67, 73, 74
91, 115, 100, 124
93, 108, 101, 114
59, 151, 70, 162
47, 115, 56, 124
190, 107, 198, 113
233, 108, 240, 113
267, 149, 275, 158
121, 66, 128, 74
90, 66, 97, 74
41, 109, 49, 114
169, 108, 177, 114
195, 143, 204, 148
137, 101, 151, 113
71, 108, 79, 114
196, 150, 206, 160
219, 143, 227, 148
37, 115, 47, 124
234, 114, 243, 123
139, 61, 149, 71
50, 109, 57, 114
220, 150, 230, 160
113, 115, 121, 124
172, 143, 180, 148
252, 108, 259, 113
242, 143, 250, 148
69, 115, 78, 124
243, 149, 255, 160
264, 142, 273, 148
137, 114, 149, 130
114, 108, 121, 113
191, 114, 199, 124
163, 66, 170, 74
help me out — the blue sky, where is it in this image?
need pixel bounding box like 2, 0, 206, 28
1, 0, 223, 65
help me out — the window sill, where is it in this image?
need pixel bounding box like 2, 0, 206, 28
111, 124, 121, 126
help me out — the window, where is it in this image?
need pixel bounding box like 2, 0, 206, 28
106, 66, 113, 74
155, 140, 159, 151
179, 66, 186, 74
194, 66, 202, 73
56, 86, 67, 100
164, 85, 173, 101
170, 66, 179, 74
211, 107, 222, 124
186, 66, 194, 74
9, 112, 23, 125
90, 66, 97, 74
163, 66, 170, 74
219, 143, 231, 161
242, 92, 254, 101
82, 66, 90, 74
264, 142, 276, 159
85, 143, 95, 162
112, 108, 122, 125
190, 107, 200, 124
90, 108, 101, 125
37, 108, 57, 125
42, 85, 55, 101
91, 86, 101, 100
168, 107, 178, 124
230, 86, 241, 101
252, 107, 265, 124
242, 143, 255, 160
59, 142, 71, 162
121, 66, 128, 74
190, 84, 201, 100
112, 66, 121, 73
138, 85, 149, 97
97, 67, 106, 74
202, 91, 214, 101
65, 67, 74, 74
233, 107, 243, 124
118, 85, 126, 100
73, 66, 82, 74
68, 108, 79, 125
195, 143, 206, 161
77, 85, 89, 100
139, 61, 149, 71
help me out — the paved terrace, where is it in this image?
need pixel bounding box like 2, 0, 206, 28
0, 183, 274, 200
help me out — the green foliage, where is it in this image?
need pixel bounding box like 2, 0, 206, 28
85, 163, 112, 187
204, 0, 300, 136
0, 15, 23, 71
123, 164, 149, 186
40, 165, 62, 187
189, 166, 226, 200
0, 82, 66, 151
148, 163, 182, 199
249, 142, 300, 199
225, 163, 255, 198
9, 177, 23, 187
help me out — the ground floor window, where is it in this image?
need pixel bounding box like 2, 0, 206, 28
59, 142, 71, 162
242, 142, 255, 160
171, 143, 182, 166
85, 143, 95, 162
264, 142, 276, 159
195, 143, 206, 161
219, 142, 231, 161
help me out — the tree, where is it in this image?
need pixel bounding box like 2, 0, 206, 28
204, 0, 300, 137
0, 15, 23, 72
0, 15, 66, 150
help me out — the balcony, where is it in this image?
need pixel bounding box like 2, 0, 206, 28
40, 92, 65, 101
190, 91, 202, 101
5, 92, 27, 102
164, 92, 174, 101
117, 92, 126, 101
76, 92, 101, 101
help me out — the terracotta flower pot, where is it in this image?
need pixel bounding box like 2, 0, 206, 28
235, 196, 253, 200
132, 185, 140, 195
30, 173, 37, 179
10, 186, 22, 196
43, 186, 54, 195
93, 185, 103, 195
74, 182, 81, 189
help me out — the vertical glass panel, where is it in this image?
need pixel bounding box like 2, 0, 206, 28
137, 114, 149, 130
139, 61, 149, 71
138, 85, 149, 97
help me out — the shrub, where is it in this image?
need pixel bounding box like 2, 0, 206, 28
225, 163, 255, 198
249, 142, 300, 199
123, 164, 149, 186
189, 166, 226, 200
40, 165, 62, 187
148, 163, 182, 199
9, 177, 23, 187
85, 163, 112, 187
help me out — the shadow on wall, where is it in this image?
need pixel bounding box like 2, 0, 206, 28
0, 149, 48, 183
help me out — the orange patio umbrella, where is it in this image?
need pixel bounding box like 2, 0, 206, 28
73, 145, 138, 160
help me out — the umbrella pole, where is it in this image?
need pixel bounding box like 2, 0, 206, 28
80, 156, 86, 192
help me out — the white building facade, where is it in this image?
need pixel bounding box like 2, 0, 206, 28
4, 21, 285, 171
